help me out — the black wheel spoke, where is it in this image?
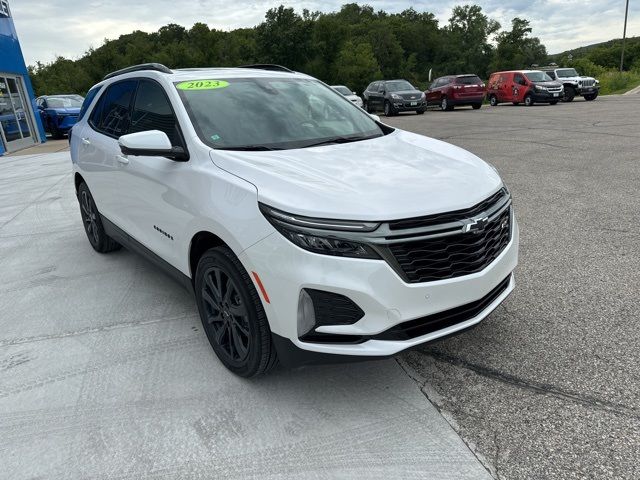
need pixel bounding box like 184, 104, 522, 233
230, 324, 248, 358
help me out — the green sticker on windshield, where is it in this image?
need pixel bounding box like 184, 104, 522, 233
176, 80, 229, 91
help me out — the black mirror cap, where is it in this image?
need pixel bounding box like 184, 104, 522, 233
119, 144, 189, 162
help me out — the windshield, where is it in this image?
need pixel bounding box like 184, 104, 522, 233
524, 71, 553, 82
177, 77, 383, 150
455, 76, 482, 85
556, 68, 579, 78
385, 80, 415, 92
332, 86, 352, 95
46, 96, 84, 108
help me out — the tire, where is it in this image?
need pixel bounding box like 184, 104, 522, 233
363, 100, 370, 113
77, 182, 121, 253
562, 86, 575, 102
489, 95, 498, 106
512, 102, 520, 106
195, 246, 278, 377
440, 97, 453, 111
384, 100, 395, 117
524, 94, 534, 107
416, 109, 425, 115
472, 103, 481, 110
584, 92, 598, 101
49, 122, 64, 140
550, 100, 559, 105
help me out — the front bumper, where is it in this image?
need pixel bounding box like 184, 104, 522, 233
52, 115, 79, 131
577, 85, 599, 95
392, 100, 426, 111
532, 90, 562, 102
240, 216, 519, 363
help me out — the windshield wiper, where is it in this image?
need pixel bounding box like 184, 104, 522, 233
302, 134, 380, 148
217, 145, 283, 151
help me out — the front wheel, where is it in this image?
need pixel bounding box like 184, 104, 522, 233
562, 87, 575, 102
77, 182, 121, 253
363, 100, 371, 113
195, 247, 278, 377
472, 103, 481, 110
524, 94, 534, 106
384, 101, 395, 117
550, 100, 559, 105
489, 95, 498, 106
416, 108, 425, 115
440, 97, 453, 111
584, 93, 598, 101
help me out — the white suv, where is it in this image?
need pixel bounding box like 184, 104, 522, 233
70, 63, 519, 377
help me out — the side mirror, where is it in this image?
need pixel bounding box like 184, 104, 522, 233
118, 130, 188, 161
369, 114, 381, 122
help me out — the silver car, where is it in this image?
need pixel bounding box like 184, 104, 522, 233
331, 85, 364, 108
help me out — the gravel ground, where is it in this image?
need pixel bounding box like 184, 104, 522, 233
384, 95, 640, 480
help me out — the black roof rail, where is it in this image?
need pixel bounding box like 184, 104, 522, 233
238, 64, 294, 73
103, 63, 173, 80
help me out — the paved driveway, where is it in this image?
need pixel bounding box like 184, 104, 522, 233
386, 95, 640, 480
0, 150, 490, 479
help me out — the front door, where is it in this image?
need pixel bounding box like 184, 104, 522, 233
511, 74, 528, 103
0, 74, 37, 152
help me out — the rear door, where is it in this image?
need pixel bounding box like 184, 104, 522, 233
80, 79, 138, 231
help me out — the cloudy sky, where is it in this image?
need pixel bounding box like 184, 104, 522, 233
10, 0, 640, 66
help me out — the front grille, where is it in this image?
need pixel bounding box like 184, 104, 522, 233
388, 205, 511, 283
582, 79, 595, 87
372, 275, 511, 341
388, 188, 507, 231
548, 86, 563, 92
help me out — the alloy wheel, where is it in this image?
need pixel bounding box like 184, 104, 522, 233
80, 191, 99, 246
201, 266, 251, 363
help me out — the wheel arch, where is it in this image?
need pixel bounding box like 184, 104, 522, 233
189, 231, 228, 280
74, 172, 85, 194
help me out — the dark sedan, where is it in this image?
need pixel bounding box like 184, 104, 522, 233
363, 80, 426, 116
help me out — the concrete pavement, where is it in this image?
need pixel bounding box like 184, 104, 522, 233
0, 151, 491, 479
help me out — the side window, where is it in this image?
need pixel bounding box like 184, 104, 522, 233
547, 71, 556, 80
366, 82, 376, 92
128, 80, 180, 145
91, 80, 137, 137
378, 82, 386, 92
514, 74, 525, 85
78, 86, 102, 121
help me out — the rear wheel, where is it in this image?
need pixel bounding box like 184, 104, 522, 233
524, 94, 534, 107
562, 86, 575, 102
77, 182, 121, 253
472, 103, 481, 110
489, 95, 498, 106
584, 92, 598, 101
195, 246, 277, 377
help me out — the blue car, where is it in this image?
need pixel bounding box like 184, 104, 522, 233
36, 94, 84, 139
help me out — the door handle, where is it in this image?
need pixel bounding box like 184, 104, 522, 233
81, 137, 91, 145
116, 154, 129, 165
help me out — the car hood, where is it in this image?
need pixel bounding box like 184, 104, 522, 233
346, 94, 362, 102
47, 107, 81, 114
209, 130, 502, 221
531, 81, 562, 88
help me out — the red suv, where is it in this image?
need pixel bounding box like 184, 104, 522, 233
425, 74, 486, 111
487, 70, 564, 106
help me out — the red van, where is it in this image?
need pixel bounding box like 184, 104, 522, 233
425, 74, 486, 111
486, 70, 564, 106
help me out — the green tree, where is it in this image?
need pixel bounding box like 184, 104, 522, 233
333, 41, 382, 94
490, 18, 547, 72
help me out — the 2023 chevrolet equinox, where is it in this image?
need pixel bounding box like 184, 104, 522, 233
70, 63, 519, 377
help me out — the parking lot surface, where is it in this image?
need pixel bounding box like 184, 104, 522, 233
386, 96, 640, 479
0, 151, 490, 478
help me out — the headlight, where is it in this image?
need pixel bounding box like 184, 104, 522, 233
595, 79, 600, 85
421, 92, 426, 100
391, 93, 402, 100
535, 85, 547, 91
259, 204, 381, 259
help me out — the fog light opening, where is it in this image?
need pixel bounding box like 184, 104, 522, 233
297, 289, 316, 337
